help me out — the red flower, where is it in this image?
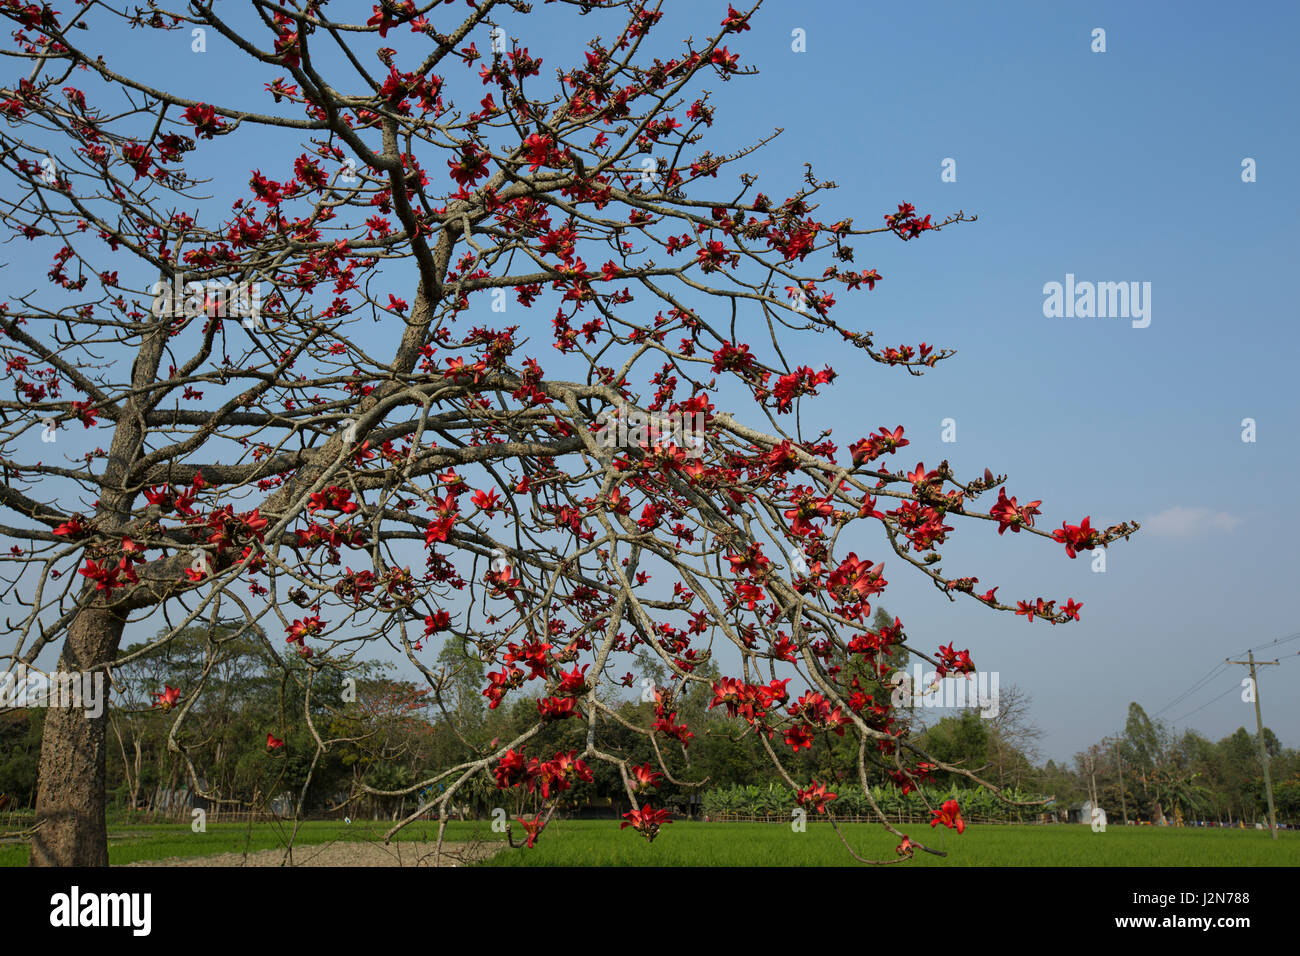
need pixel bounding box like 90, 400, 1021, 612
849, 425, 908, 465
725, 543, 771, 578
930, 798, 965, 834
720, 5, 751, 31
630, 763, 663, 792
784, 723, 814, 752
827, 553, 886, 603
286, 616, 324, 644
522, 133, 556, 171
182, 103, 225, 139
796, 780, 838, 814
538, 696, 583, 721
493, 749, 538, 789
121, 143, 152, 180
504, 639, 551, 680
1052, 517, 1098, 559
367, 0, 415, 38
733, 582, 766, 610
556, 664, 589, 696
517, 813, 545, 848
424, 515, 456, 546
621, 805, 672, 841
988, 487, 1041, 535
471, 488, 502, 513
424, 609, 451, 635
783, 488, 834, 537
905, 461, 941, 490
308, 486, 357, 514
70, 401, 99, 428
771, 366, 834, 413
885, 202, 935, 240
53, 515, 89, 538
652, 712, 694, 745
152, 685, 181, 711
266, 733, 285, 750
895, 834, 915, 857
535, 750, 593, 798
636, 503, 661, 531
249, 170, 286, 205
79, 558, 135, 592
448, 146, 489, 187
935, 642, 975, 678
709, 47, 739, 72
1015, 598, 1056, 623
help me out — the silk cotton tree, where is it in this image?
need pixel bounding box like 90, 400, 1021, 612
0, 0, 1136, 866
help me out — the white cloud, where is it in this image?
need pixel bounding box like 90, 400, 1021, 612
1141, 506, 1241, 539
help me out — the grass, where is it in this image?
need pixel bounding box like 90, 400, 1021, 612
0, 818, 501, 867
3, 818, 1295, 867
477, 820, 1300, 867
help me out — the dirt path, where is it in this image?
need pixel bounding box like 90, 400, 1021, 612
118, 840, 501, 867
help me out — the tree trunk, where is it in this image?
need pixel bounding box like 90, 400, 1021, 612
29, 606, 125, 866
131, 739, 142, 810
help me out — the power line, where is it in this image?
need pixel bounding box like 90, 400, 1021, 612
1152, 629, 1300, 721
1231, 630, 1300, 659
1151, 661, 1232, 719
1167, 682, 1239, 726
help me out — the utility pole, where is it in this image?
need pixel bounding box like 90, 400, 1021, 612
1087, 751, 1098, 816
1109, 734, 1128, 825
1227, 652, 1280, 840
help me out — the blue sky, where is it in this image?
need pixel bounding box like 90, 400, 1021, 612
6, 0, 1298, 763
702, 0, 1300, 759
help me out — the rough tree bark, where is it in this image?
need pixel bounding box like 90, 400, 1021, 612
29, 607, 125, 866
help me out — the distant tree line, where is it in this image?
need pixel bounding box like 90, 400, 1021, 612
2, 621, 1293, 828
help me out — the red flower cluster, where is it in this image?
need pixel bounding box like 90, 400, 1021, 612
849, 426, 908, 466
885, 202, 935, 240
308, 486, 358, 514
826, 553, 886, 606
1052, 517, 1098, 558
771, 366, 834, 413
79, 554, 139, 592
708, 677, 791, 733
787, 691, 849, 737
482, 665, 524, 709
492, 748, 593, 800
935, 642, 974, 678
784, 487, 834, 537
537, 696, 583, 721
930, 798, 965, 834
796, 780, 838, 814
620, 805, 672, 841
